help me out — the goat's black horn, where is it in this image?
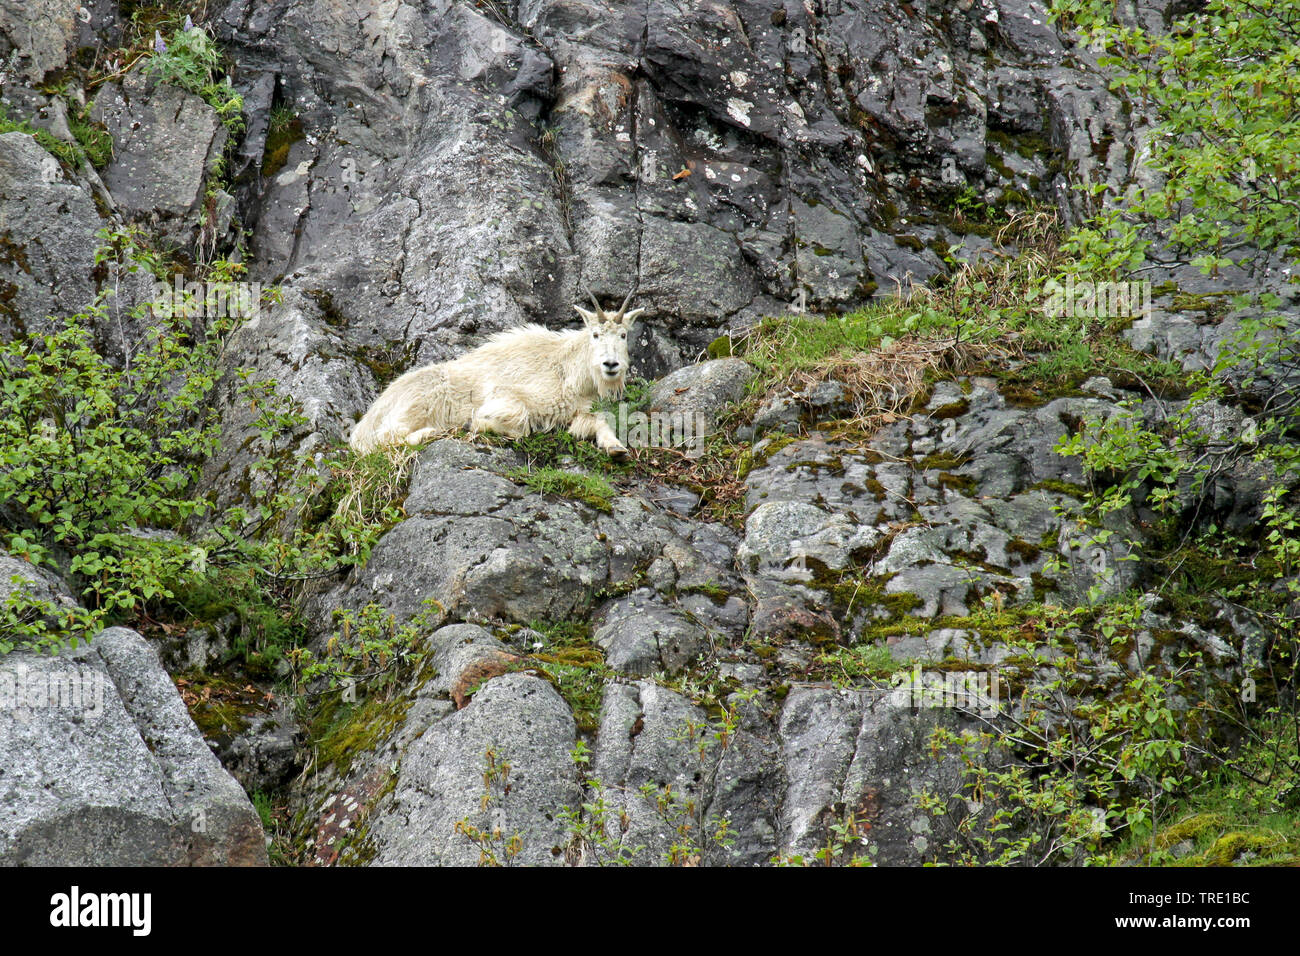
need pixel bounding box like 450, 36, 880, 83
614, 286, 637, 319
583, 284, 604, 317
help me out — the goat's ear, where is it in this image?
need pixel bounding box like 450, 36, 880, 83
621, 307, 645, 326
574, 306, 599, 326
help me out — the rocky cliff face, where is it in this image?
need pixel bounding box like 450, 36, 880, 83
208, 0, 1132, 361
1, 0, 1296, 866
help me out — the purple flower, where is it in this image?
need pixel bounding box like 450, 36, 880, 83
184, 15, 194, 31
153, 31, 167, 53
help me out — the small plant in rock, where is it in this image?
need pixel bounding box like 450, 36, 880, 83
290, 598, 442, 693
638, 779, 734, 867
144, 22, 244, 135
772, 808, 876, 867
634, 696, 756, 866
559, 742, 644, 866
455, 746, 524, 867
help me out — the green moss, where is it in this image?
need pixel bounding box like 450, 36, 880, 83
998, 383, 1047, 407
707, 334, 734, 359
680, 582, 732, 603
1005, 538, 1042, 564
354, 340, 417, 392
985, 149, 1015, 181
505, 465, 615, 512
594, 567, 649, 601
1153, 812, 1227, 849
1029, 571, 1057, 600
743, 433, 798, 475
0, 105, 85, 168
312, 691, 412, 777
938, 471, 976, 493
528, 619, 594, 649
919, 451, 971, 470
1168, 290, 1235, 317
1201, 831, 1291, 865
262, 106, 305, 178
307, 288, 347, 328
520, 620, 608, 733
929, 400, 970, 419
178, 670, 262, 739
907, 383, 935, 414
530, 653, 611, 735
1031, 478, 1090, 499
816, 564, 924, 624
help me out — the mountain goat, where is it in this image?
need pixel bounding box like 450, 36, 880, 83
348, 289, 644, 458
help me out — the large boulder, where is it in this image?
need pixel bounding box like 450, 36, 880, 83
91, 68, 230, 246
0, 627, 268, 866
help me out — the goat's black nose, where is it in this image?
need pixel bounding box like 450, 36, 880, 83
603, 360, 620, 371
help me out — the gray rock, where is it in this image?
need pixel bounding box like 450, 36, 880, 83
588, 680, 721, 865
0, 133, 105, 344
743, 434, 891, 520
777, 686, 968, 865
200, 288, 390, 515
215, 704, 303, 795
593, 589, 707, 676
740, 500, 880, 574
884, 563, 995, 619
342, 440, 736, 629
0, 0, 80, 83
751, 378, 856, 435
369, 672, 579, 866
648, 358, 756, 441
92, 68, 228, 243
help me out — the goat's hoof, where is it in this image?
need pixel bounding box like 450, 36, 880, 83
605, 444, 629, 461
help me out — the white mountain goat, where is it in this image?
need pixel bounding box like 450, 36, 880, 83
348, 289, 644, 458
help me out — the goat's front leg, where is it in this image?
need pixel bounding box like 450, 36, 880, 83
570, 410, 628, 460
471, 392, 532, 439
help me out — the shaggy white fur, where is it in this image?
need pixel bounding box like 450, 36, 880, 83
349, 295, 644, 457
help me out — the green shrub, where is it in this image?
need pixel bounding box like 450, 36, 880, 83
1052, 0, 1300, 274
0, 231, 233, 646
917, 609, 1200, 866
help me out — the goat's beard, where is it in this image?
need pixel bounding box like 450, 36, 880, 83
594, 370, 627, 401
